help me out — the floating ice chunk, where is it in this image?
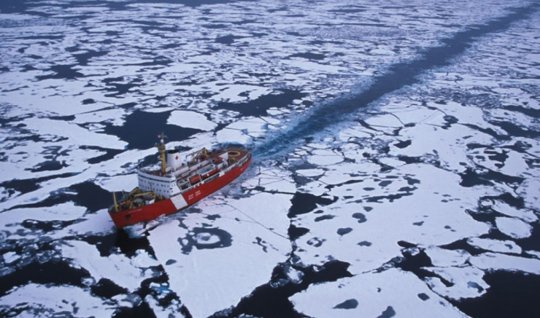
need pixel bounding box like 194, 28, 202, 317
306, 143, 330, 150
213, 85, 272, 103
396, 122, 493, 172
2, 251, 20, 265
23, 117, 127, 149
0, 202, 86, 228
242, 166, 297, 193
60, 240, 155, 291
143, 106, 177, 113
318, 163, 365, 185
495, 217, 532, 239
216, 117, 268, 144
168, 110, 217, 131
490, 200, 538, 223
296, 169, 325, 178
294, 163, 491, 274
57, 208, 116, 238
0, 283, 116, 317
226, 117, 268, 138
95, 174, 138, 192
424, 266, 488, 300
496, 150, 529, 177
467, 237, 522, 254
286, 265, 304, 284
470, 252, 540, 274
338, 126, 374, 142
517, 177, 540, 210
424, 246, 470, 267
148, 188, 291, 317
378, 157, 405, 168
291, 268, 465, 318
194, 231, 221, 245
364, 113, 403, 130
307, 149, 344, 166
145, 294, 183, 318
216, 128, 252, 146
131, 249, 160, 268
284, 59, 346, 74
73, 108, 127, 126
526, 250, 540, 259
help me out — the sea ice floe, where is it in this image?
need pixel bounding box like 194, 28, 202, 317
469, 252, 540, 275
0, 283, 117, 317
243, 166, 297, 194
526, 250, 540, 259
0, 202, 86, 228
424, 266, 489, 300
307, 149, 345, 166
2, 251, 20, 265
291, 268, 467, 318
295, 168, 326, 178
466, 237, 522, 255
517, 177, 540, 210
168, 110, 217, 131
212, 84, 273, 103
95, 174, 138, 193
489, 199, 538, 223
60, 240, 158, 292
148, 168, 293, 317
394, 120, 494, 172
0, 0, 538, 316
424, 246, 470, 267
73, 108, 127, 127
495, 216, 532, 239
292, 162, 492, 274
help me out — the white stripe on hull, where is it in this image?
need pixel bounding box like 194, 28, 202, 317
171, 194, 188, 210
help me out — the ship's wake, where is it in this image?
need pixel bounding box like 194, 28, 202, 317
253, 2, 538, 161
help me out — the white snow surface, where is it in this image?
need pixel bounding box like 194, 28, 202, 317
60, 240, 159, 292
168, 110, 217, 131
292, 268, 467, 318
0, 0, 539, 317
470, 252, 540, 275
424, 266, 489, 300
147, 169, 293, 317
495, 217, 533, 239
467, 237, 522, 255
0, 284, 117, 317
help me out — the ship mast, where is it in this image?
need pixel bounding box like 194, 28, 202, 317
157, 133, 167, 175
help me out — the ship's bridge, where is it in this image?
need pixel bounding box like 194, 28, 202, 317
137, 170, 179, 198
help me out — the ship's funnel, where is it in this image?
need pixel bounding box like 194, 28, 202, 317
167, 150, 183, 170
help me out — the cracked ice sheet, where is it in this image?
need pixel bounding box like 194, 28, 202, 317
60, 240, 159, 292
0, 0, 520, 126
0, 146, 156, 212
467, 237, 522, 254
421, 247, 490, 300
216, 117, 271, 144
0, 116, 125, 184
292, 162, 491, 274
469, 252, 540, 275
424, 266, 489, 300
0, 283, 117, 317
0, 202, 115, 242
147, 169, 293, 317
291, 268, 466, 318
168, 110, 217, 131
495, 216, 532, 239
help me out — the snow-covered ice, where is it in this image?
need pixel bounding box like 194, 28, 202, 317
1, 0, 539, 316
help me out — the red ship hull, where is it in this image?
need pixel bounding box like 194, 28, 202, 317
109, 153, 251, 229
